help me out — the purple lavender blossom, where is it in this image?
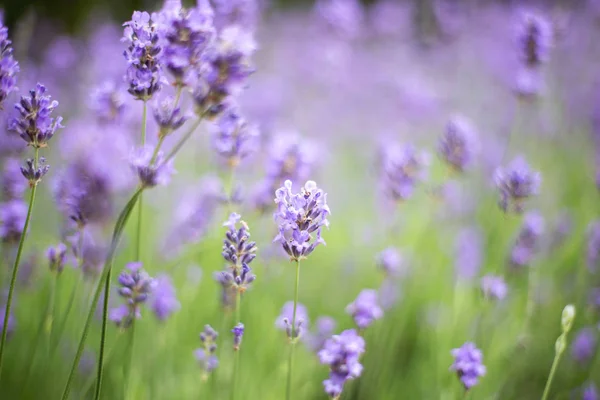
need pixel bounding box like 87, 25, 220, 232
122, 11, 163, 100
276, 301, 309, 340
571, 328, 597, 364
109, 262, 155, 328
0, 200, 26, 243
304, 316, 337, 352
20, 157, 50, 187
211, 107, 259, 167
450, 342, 486, 390
587, 221, 600, 272
9, 83, 63, 148
195, 324, 218, 379
150, 273, 180, 321
516, 12, 553, 68
480, 275, 508, 301
318, 329, 365, 399
583, 384, 599, 400
153, 96, 188, 136
0, 17, 19, 109
232, 322, 244, 350
130, 146, 175, 188
455, 228, 483, 281
380, 143, 430, 202
494, 156, 541, 213
345, 289, 383, 330
438, 115, 478, 172
2, 158, 27, 200
314, 0, 364, 40
47, 243, 68, 273
89, 81, 127, 124
510, 211, 545, 268
212, 0, 262, 31
376, 247, 403, 277
273, 180, 330, 261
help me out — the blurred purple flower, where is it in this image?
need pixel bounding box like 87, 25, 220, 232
0, 200, 26, 244
304, 316, 337, 352
1, 158, 27, 200
438, 115, 478, 172
380, 143, 430, 202
314, 0, 364, 40
130, 146, 175, 188
212, 0, 263, 31
318, 329, 365, 399
587, 221, 600, 272
276, 301, 309, 340
480, 275, 508, 301
494, 156, 540, 213
510, 211, 544, 268
570, 327, 597, 364
378, 280, 400, 311
450, 342, 486, 390
376, 247, 403, 277
0, 18, 19, 109
232, 322, 244, 350
89, 81, 127, 124
211, 107, 259, 167
516, 11, 553, 68
0, 306, 15, 338
47, 243, 68, 274
455, 227, 483, 281
346, 289, 383, 329
150, 273, 180, 321
195, 324, 219, 379
583, 383, 599, 400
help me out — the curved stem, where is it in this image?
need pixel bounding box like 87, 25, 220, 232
94, 263, 113, 400
285, 260, 301, 400
0, 155, 39, 378
541, 350, 562, 400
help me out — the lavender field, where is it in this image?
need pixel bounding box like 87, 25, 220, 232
0, 0, 599, 399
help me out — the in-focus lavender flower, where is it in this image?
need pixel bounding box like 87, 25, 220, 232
0, 17, 19, 109
304, 316, 337, 352
318, 329, 365, 399
273, 180, 330, 261
89, 81, 127, 124
510, 211, 545, 268
9, 83, 63, 148
587, 221, 600, 272
380, 143, 430, 202
583, 383, 599, 400
153, 96, 188, 136
438, 116, 478, 172
122, 11, 163, 100
232, 322, 244, 350
345, 289, 383, 330
150, 273, 180, 321
571, 327, 597, 364
494, 156, 541, 213
480, 275, 508, 301
376, 247, 403, 277
109, 262, 155, 328
195, 324, 219, 380
450, 342, 486, 390
1, 158, 27, 200
20, 157, 50, 187
455, 227, 483, 281
130, 146, 175, 188
211, 107, 259, 167
47, 243, 68, 274
276, 301, 309, 340
0, 200, 26, 243
517, 12, 553, 68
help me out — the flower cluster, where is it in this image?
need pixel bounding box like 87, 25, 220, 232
195, 324, 219, 380
0, 18, 19, 109
130, 146, 175, 188
20, 157, 50, 188
232, 323, 244, 350
122, 11, 163, 100
450, 342, 486, 390
109, 262, 155, 329
376, 247, 403, 277
380, 143, 430, 202
517, 12, 553, 68
211, 107, 259, 167
276, 301, 309, 340
150, 274, 180, 321
510, 211, 545, 268
438, 116, 478, 172
273, 180, 330, 261
304, 316, 337, 353
153, 96, 187, 137
318, 329, 365, 399
0, 200, 27, 244
455, 227, 483, 280
47, 243, 68, 274
480, 275, 508, 301
495, 156, 541, 213
345, 289, 383, 330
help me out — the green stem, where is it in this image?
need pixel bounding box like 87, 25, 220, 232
541, 351, 562, 400
60, 187, 143, 400
46, 273, 59, 355
164, 118, 202, 162
123, 320, 136, 398
141, 101, 147, 146
135, 101, 148, 264
94, 262, 114, 400
81, 332, 122, 397
0, 151, 39, 378
231, 291, 241, 400
285, 260, 301, 400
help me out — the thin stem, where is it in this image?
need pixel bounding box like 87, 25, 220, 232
285, 260, 301, 400
150, 135, 166, 164
0, 149, 39, 377
141, 101, 147, 146
541, 351, 562, 400
231, 291, 241, 400
46, 273, 59, 355
165, 118, 202, 162
123, 320, 136, 398
81, 332, 123, 397
94, 261, 113, 400
135, 101, 148, 263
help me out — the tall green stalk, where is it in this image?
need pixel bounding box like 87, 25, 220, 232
0, 148, 40, 378
285, 260, 301, 400
231, 291, 241, 400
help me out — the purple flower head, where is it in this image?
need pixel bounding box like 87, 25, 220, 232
276, 301, 309, 340
214, 262, 256, 307
122, 11, 163, 100
514, 67, 544, 99
20, 157, 50, 187
212, 0, 261, 31
89, 81, 127, 124
232, 322, 244, 350
571, 328, 597, 364
376, 247, 403, 277
481, 275, 508, 301
2, 158, 27, 200
510, 211, 545, 268
273, 180, 330, 261
494, 156, 541, 213
345, 289, 383, 330
438, 115, 478, 172
47, 242, 68, 273
195, 324, 218, 379
211, 107, 259, 167
380, 143, 430, 202
318, 329, 365, 399
110, 262, 155, 328
150, 273, 180, 321
516, 11, 553, 68
0, 19, 19, 109
9, 83, 63, 148
314, 0, 364, 40
583, 384, 599, 400
304, 316, 337, 352
450, 342, 486, 390
455, 228, 483, 281
130, 146, 175, 188
153, 96, 188, 136
587, 221, 600, 272
0, 200, 26, 243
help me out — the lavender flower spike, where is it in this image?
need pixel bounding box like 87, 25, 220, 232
0, 17, 19, 109
232, 323, 244, 350
195, 324, 219, 380
109, 262, 155, 328
273, 180, 330, 261
494, 156, 541, 213
211, 107, 259, 167
345, 289, 383, 330
318, 329, 365, 399
510, 211, 545, 268
450, 342, 486, 390
517, 11, 553, 68
150, 273, 180, 321
154, 96, 188, 137
376, 247, 403, 277
276, 301, 309, 340
304, 316, 337, 353
9, 83, 63, 148
570, 327, 597, 364
480, 275, 508, 301
583, 383, 599, 400
438, 115, 478, 172
47, 243, 68, 274
380, 143, 430, 202
130, 146, 175, 188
